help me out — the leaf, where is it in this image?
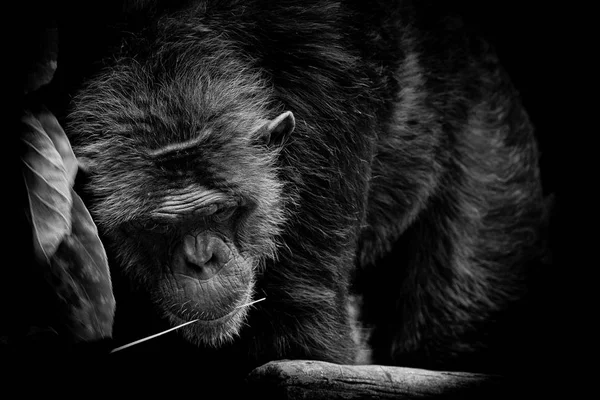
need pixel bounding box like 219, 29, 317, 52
36, 107, 78, 185
50, 189, 115, 342
21, 107, 115, 342
23, 24, 58, 94
21, 111, 72, 265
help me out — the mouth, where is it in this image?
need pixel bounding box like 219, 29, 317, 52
168, 305, 241, 328
167, 286, 253, 327
166, 291, 253, 347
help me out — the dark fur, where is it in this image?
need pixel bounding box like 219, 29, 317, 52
67, 0, 545, 377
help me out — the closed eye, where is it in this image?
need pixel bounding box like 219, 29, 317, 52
126, 219, 171, 234
212, 206, 237, 223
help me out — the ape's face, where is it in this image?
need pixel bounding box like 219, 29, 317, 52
120, 184, 261, 347
68, 58, 296, 346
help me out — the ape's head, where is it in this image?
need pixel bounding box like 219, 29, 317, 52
68, 48, 295, 347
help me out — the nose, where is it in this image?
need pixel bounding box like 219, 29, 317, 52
181, 233, 228, 280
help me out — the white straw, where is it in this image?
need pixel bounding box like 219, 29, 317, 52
109, 297, 266, 353
235, 297, 266, 308
110, 319, 199, 353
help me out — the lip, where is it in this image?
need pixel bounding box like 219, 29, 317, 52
167, 307, 240, 329
168, 289, 252, 326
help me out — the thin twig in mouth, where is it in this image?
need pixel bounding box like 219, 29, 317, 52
109, 297, 266, 353
109, 319, 199, 353
235, 297, 266, 309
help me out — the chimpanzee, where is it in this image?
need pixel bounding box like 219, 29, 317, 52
66, 0, 546, 380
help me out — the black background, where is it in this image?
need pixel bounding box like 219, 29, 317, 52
9, 0, 571, 392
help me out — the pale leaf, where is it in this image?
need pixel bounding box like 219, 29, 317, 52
36, 107, 77, 185
21, 111, 72, 265
49, 189, 115, 341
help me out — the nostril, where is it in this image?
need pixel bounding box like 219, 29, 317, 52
206, 253, 217, 265
185, 261, 212, 280
185, 255, 221, 280
179, 233, 228, 280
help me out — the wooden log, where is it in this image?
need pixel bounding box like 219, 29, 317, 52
246, 360, 508, 399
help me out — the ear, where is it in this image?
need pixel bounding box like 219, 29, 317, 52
257, 111, 295, 146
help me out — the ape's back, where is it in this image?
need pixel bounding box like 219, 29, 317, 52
354, 3, 545, 372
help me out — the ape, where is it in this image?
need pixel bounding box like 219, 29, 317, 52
67, 0, 546, 379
